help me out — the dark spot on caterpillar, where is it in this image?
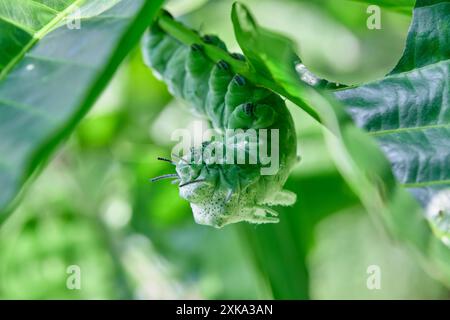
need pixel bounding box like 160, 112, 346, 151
230, 53, 245, 61
191, 44, 203, 52
217, 60, 229, 70
201, 34, 228, 51
202, 35, 215, 44
233, 74, 246, 86
243, 103, 255, 117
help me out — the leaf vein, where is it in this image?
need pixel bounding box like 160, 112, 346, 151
0, 14, 35, 34
0, 0, 87, 81
368, 123, 450, 137
403, 179, 450, 188
26, 0, 59, 14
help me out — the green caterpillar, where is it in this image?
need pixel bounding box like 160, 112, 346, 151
143, 13, 298, 228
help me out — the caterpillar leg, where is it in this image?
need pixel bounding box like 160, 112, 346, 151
244, 207, 279, 224
260, 190, 297, 206
255, 206, 279, 217
246, 214, 279, 224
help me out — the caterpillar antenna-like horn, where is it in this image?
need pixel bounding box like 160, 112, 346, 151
179, 179, 206, 188
157, 157, 175, 165
150, 174, 179, 182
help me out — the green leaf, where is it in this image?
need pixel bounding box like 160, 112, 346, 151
231, 2, 450, 285
391, 0, 449, 73
335, 0, 450, 209
0, 0, 164, 220
347, 0, 415, 14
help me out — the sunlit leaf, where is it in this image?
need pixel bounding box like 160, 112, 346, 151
0, 0, 164, 220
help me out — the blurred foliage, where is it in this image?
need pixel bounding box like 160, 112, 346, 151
0, 0, 448, 299
309, 209, 447, 299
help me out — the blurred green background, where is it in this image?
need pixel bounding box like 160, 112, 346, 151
0, 0, 448, 299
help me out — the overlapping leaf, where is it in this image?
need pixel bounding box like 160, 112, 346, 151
230, 1, 450, 285
0, 0, 164, 219
335, 0, 450, 208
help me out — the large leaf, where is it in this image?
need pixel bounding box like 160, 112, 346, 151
230, 2, 450, 285
0, 0, 164, 220
348, 0, 415, 14
335, 0, 449, 209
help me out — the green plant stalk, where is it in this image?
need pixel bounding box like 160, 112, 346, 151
157, 13, 323, 123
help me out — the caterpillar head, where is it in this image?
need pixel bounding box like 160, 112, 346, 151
178, 178, 254, 228
153, 136, 296, 228
174, 152, 267, 228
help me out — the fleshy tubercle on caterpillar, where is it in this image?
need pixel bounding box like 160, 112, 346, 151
143, 12, 298, 228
